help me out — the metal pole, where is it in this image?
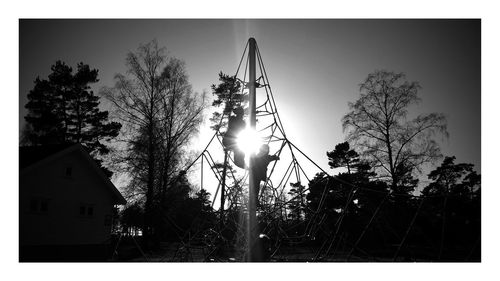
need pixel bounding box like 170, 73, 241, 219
201, 153, 204, 190
220, 150, 228, 230
247, 37, 259, 261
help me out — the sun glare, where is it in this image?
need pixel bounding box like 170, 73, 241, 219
236, 128, 263, 157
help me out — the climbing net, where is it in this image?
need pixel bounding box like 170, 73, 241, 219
123, 40, 480, 262
153, 39, 332, 261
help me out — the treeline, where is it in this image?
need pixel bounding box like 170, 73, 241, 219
21, 40, 480, 261
207, 70, 480, 261
21, 40, 212, 249
280, 143, 481, 261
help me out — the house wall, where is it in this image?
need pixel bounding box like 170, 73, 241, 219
20, 149, 117, 246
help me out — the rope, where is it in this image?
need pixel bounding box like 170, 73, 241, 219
347, 192, 389, 260
392, 196, 425, 261
141, 38, 478, 262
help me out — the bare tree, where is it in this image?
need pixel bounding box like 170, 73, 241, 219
102, 39, 207, 244
342, 70, 448, 193
156, 58, 207, 207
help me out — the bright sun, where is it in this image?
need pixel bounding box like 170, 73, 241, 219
236, 128, 263, 157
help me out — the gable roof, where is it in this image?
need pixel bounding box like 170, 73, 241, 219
19, 144, 74, 169
19, 144, 126, 205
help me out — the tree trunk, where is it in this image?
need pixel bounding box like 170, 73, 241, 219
144, 110, 155, 249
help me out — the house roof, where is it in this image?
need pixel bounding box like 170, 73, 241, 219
19, 143, 127, 205
19, 144, 74, 169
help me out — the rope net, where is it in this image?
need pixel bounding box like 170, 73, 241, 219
116, 40, 480, 262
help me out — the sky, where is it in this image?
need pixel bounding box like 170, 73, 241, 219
19, 19, 481, 194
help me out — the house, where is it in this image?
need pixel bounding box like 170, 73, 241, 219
19, 143, 126, 261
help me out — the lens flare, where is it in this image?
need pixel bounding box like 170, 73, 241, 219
236, 128, 263, 158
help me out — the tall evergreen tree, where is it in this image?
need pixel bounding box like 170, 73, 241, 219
420, 156, 481, 260
422, 156, 480, 197
209, 72, 246, 132
23, 60, 121, 159
287, 182, 306, 223
326, 142, 360, 174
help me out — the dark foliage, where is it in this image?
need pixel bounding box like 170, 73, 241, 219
326, 142, 360, 174
210, 72, 247, 132
302, 143, 480, 261
23, 60, 121, 177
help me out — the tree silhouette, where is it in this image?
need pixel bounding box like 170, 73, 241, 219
420, 156, 481, 260
154, 58, 207, 217
287, 182, 306, 223
102, 39, 206, 246
120, 203, 145, 236
25, 61, 121, 150
23, 61, 121, 173
342, 70, 448, 192
103, 39, 164, 245
24, 71, 65, 145
210, 72, 246, 132
326, 141, 360, 174
194, 189, 214, 214
422, 156, 480, 197
392, 162, 419, 195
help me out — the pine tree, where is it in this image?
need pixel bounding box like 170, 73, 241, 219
23, 61, 121, 174
24, 62, 70, 144
326, 142, 360, 174
209, 72, 246, 132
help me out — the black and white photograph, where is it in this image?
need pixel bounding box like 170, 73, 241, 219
4, 1, 500, 280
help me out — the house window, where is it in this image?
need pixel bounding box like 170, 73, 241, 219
63, 164, 73, 178
65, 166, 73, 177
87, 206, 94, 216
79, 204, 95, 218
29, 198, 49, 214
40, 200, 48, 212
